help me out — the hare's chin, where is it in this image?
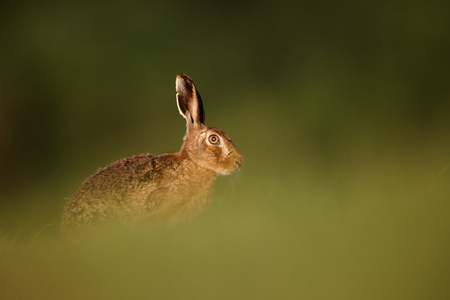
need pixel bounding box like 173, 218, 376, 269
218, 170, 234, 176
217, 167, 240, 176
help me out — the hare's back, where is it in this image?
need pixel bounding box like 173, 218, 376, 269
74, 153, 177, 198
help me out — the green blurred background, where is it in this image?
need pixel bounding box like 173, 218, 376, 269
1, 0, 450, 299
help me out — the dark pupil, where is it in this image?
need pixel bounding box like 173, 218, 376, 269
211, 136, 217, 142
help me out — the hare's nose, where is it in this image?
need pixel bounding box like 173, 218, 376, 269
234, 155, 243, 169
235, 160, 242, 168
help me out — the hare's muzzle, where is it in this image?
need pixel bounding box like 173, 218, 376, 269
233, 153, 244, 172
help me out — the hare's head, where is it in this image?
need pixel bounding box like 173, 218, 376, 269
176, 74, 243, 175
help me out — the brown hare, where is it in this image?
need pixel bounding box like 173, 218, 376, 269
61, 74, 243, 235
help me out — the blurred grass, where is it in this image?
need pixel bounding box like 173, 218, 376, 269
1, 0, 450, 299
1, 142, 449, 299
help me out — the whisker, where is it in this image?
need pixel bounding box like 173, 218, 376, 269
229, 171, 242, 195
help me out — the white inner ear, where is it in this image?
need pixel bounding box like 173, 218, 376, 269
176, 94, 187, 120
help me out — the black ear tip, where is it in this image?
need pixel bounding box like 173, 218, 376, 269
178, 74, 193, 82
176, 74, 195, 92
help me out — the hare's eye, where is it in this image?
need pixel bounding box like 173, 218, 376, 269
208, 134, 220, 145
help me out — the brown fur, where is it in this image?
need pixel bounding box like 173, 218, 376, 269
61, 75, 243, 235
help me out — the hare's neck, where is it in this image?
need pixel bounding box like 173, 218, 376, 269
178, 145, 190, 160
176, 149, 217, 187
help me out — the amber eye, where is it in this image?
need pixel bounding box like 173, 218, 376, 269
208, 134, 220, 145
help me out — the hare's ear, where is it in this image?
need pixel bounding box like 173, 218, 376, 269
176, 74, 205, 127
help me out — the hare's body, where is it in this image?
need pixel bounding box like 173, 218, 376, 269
62, 75, 242, 235
62, 152, 216, 235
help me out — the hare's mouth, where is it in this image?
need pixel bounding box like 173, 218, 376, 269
216, 161, 241, 176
